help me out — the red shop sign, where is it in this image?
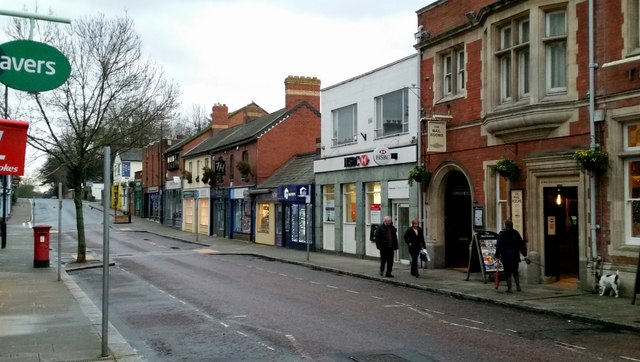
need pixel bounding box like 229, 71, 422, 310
0, 118, 30, 176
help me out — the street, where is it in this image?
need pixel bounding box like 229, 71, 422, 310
55, 215, 640, 362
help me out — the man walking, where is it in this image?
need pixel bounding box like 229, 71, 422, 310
375, 215, 399, 277
495, 219, 528, 293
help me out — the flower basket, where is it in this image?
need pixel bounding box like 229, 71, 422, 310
237, 160, 252, 178
201, 166, 215, 186
182, 170, 193, 184
495, 158, 520, 181
573, 149, 608, 175
408, 166, 432, 186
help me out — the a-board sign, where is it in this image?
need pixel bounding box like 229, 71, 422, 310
466, 231, 503, 283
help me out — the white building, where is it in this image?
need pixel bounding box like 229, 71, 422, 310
314, 54, 420, 262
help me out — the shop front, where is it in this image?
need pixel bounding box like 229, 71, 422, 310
163, 178, 182, 229
277, 184, 314, 250
229, 187, 252, 241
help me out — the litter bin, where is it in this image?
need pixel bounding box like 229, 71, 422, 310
33, 225, 52, 268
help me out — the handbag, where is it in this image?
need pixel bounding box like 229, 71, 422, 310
419, 248, 430, 262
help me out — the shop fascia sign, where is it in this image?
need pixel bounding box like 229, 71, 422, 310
0, 118, 30, 176
344, 147, 398, 168
0, 39, 71, 92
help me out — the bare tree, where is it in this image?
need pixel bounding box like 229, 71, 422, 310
22, 14, 180, 262
171, 103, 210, 137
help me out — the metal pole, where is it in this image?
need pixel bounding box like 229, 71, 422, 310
102, 147, 111, 357
57, 183, 62, 281
1, 85, 7, 249
588, 0, 598, 267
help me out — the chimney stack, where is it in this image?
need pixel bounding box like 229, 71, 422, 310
211, 103, 229, 134
284, 76, 320, 110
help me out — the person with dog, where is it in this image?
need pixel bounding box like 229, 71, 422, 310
495, 219, 529, 293
375, 215, 399, 277
403, 218, 426, 278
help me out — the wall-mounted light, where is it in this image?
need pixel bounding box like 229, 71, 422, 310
411, 136, 417, 144
556, 187, 562, 206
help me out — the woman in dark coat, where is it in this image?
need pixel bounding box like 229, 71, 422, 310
403, 218, 426, 277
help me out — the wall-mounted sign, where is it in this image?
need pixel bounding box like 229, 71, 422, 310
373, 146, 392, 165
215, 159, 226, 175
278, 184, 314, 202
0, 118, 29, 176
0, 40, 71, 92
344, 154, 370, 168
427, 120, 446, 153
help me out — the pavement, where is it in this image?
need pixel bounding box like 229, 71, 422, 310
1, 199, 640, 361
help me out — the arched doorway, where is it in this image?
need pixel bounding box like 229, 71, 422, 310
444, 171, 472, 268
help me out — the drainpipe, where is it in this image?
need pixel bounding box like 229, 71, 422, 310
588, 0, 598, 270
416, 52, 423, 228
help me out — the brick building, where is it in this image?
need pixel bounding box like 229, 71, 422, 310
181, 76, 321, 242
416, 0, 640, 294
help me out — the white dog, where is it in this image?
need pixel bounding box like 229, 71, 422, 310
597, 270, 619, 298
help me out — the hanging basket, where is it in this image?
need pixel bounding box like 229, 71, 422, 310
495, 158, 520, 181
408, 166, 432, 186
573, 149, 608, 175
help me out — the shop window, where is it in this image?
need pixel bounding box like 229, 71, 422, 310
233, 199, 252, 233
496, 175, 508, 232
625, 122, 640, 245
343, 183, 356, 223
365, 182, 381, 225
332, 104, 357, 146
199, 198, 208, 226
184, 198, 194, 224
258, 203, 270, 233
323, 185, 335, 222
375, 89, 409, 138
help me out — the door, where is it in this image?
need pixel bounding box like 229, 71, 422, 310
394, 202, 410, 261
543, 186, 579, 279
444, 171, 472, 268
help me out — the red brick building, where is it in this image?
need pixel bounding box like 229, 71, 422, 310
182, 76, 321, 241
416, 0, 640, 294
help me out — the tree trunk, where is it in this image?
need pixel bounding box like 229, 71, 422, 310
73, 179, 87, 263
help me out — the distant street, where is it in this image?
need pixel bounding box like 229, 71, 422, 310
58, 222, 640, 361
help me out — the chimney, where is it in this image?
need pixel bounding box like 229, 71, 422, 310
284, 76, 321, 110
211, 103, 229, 134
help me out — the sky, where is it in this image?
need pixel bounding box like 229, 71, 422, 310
0, 0, 434, 180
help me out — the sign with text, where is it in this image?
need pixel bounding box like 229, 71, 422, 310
0, 119, 29, 176
0, 40, 71, 92
427, 120, 446, 153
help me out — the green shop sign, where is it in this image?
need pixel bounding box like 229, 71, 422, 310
0, 39, 71, 92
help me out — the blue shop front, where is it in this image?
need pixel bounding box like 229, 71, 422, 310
277, 184, 315, 250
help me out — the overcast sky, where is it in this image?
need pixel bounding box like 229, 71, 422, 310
1, 0, 433, 115
0, 0, 434, 181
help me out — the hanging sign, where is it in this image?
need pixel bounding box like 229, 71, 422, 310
0, 119, 29, 176
0, 39, 71, 92
427, 120, 446, 153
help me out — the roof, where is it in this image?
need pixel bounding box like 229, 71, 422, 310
258, 152, 317, 188
118, 149, 142, 161
183, 107, 287, 158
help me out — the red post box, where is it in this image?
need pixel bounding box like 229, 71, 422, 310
33, 225, 52, 268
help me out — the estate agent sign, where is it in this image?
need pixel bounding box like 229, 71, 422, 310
0, 118, 29, 176
0, 39, 71, 92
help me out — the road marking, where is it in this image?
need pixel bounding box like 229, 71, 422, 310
384, 303, 408, 308
220, 322, 229, 328
237, 331, 248, 337
461, 318, 484, 324
506, 328, 518, 333
326, 285, 338, 289
346, 289, 359, 294
279, 273, 288, 277
286, 334, 312, 359
309, 281, 321, 285
423, 308, 444, 315
294, 277, 304, 281
408, 307, 434, 318
555, 341, 586, 351
371, 295, 384, 300
620, 356, 640, 361
230, 315, 247, 319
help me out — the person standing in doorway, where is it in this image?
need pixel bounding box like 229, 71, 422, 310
375, 215, 399, 277
495, 219, 529, 293
404, 218, 426, 278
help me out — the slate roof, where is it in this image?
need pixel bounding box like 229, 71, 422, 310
118, 149, 142, 161
258, 152, 317, 189
183, 106, 296, 158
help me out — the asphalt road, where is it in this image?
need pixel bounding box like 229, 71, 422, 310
65, 228, 640, 362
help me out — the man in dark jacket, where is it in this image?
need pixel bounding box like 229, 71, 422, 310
495, 219, 529, 292
375, 215, 399, 277
403, 218, 426, 278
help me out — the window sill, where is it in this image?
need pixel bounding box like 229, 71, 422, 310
435, 92, 465, 104
485, 102, 573, 142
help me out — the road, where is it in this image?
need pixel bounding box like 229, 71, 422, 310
63, 224, 640, 361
